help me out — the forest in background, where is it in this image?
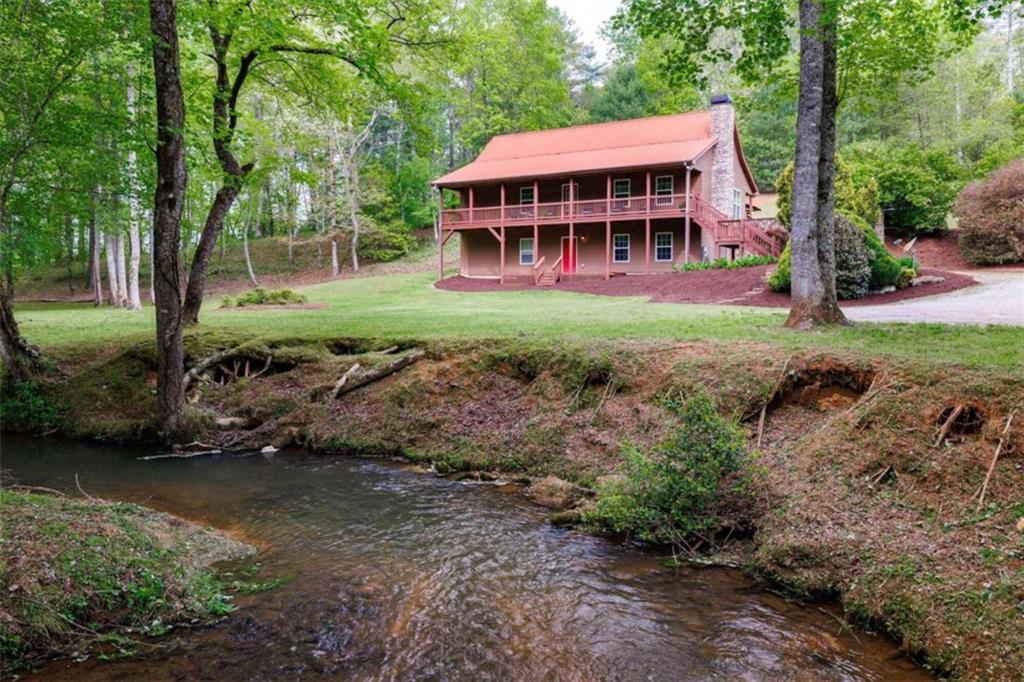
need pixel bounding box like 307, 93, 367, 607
2, 0, 1022, 304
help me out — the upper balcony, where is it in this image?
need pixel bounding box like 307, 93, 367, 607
441, 193, 717, 230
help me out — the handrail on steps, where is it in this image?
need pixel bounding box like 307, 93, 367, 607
532, 255, 546, 285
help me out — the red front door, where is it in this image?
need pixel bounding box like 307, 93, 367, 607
561, 237, 577, 274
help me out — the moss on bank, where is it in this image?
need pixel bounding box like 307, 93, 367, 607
8, 334, 1024, 680
0, 490, 254, 673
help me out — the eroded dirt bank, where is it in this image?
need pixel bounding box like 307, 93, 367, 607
12, 335, 1024, 680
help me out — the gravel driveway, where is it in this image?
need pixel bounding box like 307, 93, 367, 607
845, 271, 1024, 326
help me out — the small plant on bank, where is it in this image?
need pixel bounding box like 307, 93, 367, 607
583, 390, 754, 549
673, 254, 776, 272
221, 288, 308, 308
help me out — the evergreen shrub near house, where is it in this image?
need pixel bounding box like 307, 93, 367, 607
769, 213, 909, 298
955, 159, 1024, 265
584, 390, 753, 545
775, 156, 881, 231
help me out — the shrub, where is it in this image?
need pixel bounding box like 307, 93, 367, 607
583, 390, 752, 545
955, 159, 1024, 265
769, 213, 909, 296
357, 220, 418, 263
222, 288, 307, 307
833, 212, 873, 299
673, 254, 776, 272
844, 143, 964, 236
776, 156, 881, 230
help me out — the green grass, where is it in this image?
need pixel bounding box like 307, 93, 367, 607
17, 271, 1024, 369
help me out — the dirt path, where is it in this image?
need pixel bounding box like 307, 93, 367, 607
845, 270, 1024, 326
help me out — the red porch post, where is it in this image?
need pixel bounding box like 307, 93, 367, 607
469, 185, 474, 220
645, 171, 651, 273
568, 176, 574, 275
533, 180, 539, 272
684, 165, 692, 263
437, 188, 444, 281
605, 174, 611, 279
499, 183, 506, 284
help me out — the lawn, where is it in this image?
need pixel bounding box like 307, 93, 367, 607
19, 271, 1024, 369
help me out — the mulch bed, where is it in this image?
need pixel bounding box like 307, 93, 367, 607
435, 265, 977, 308
887, 229, 1024, 272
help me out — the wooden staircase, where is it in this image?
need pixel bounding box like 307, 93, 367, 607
690, 194, 787, 257
533, 255, 562, 287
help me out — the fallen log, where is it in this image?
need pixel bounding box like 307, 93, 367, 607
329, 363, 362, 400
331, 350, 425, 400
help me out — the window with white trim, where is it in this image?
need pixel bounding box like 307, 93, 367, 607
613, 234, 630, 263
732, 188, 743, 219
655, 232, 673, 262
613, 179, 631, 198
655, 175, 674, 205
519, 238, 535, 265
520, 186, 535, 205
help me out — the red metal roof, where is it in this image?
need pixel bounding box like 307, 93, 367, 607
434, 111, 718, 187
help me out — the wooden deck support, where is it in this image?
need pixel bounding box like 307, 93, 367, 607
568, 176, 575, 275
533, 179, 539, 270
605, 174, 611, 279
437, 189, 444, 280
645, 171, 651, 273
499, 183, 505, 284
684, 165, 692, 263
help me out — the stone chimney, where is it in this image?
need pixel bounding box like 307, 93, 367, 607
709, 94, 736, 217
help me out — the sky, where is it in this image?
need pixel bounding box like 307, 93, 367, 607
548, 0, 621, 64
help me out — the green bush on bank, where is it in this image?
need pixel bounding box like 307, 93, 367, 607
673, 254, 776, 272
583, 390, 753, 546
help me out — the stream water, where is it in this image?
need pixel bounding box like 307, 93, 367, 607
3, 435, 929, 681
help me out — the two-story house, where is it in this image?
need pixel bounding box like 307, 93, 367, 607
432, 95, 786, 285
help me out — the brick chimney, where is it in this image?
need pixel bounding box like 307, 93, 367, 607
709, 94, 736, 217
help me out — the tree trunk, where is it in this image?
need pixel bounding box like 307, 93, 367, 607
104, 232, 120, 307
243, 192, 259, 287
331, 238, 340, 277
0, 281, 40, 389
0, 189, 40, 388
181, 184, 239, 324
812, 22, 846, 325
126, 72, 143, 310
89, 195, 103, 306
785, 0, 844, 329
149, 0, 188, 441
64, 215, 75, 296
115, 231, 129, 307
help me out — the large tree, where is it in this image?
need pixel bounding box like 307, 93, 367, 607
149, 0, 188, 438
618, 0, 1005, 328
180, 0, 444, 325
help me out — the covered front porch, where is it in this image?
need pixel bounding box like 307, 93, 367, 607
448, 218, 713, 284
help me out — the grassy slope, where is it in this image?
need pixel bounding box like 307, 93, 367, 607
0, 490, 254, 672
17, 271, 1024, 369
